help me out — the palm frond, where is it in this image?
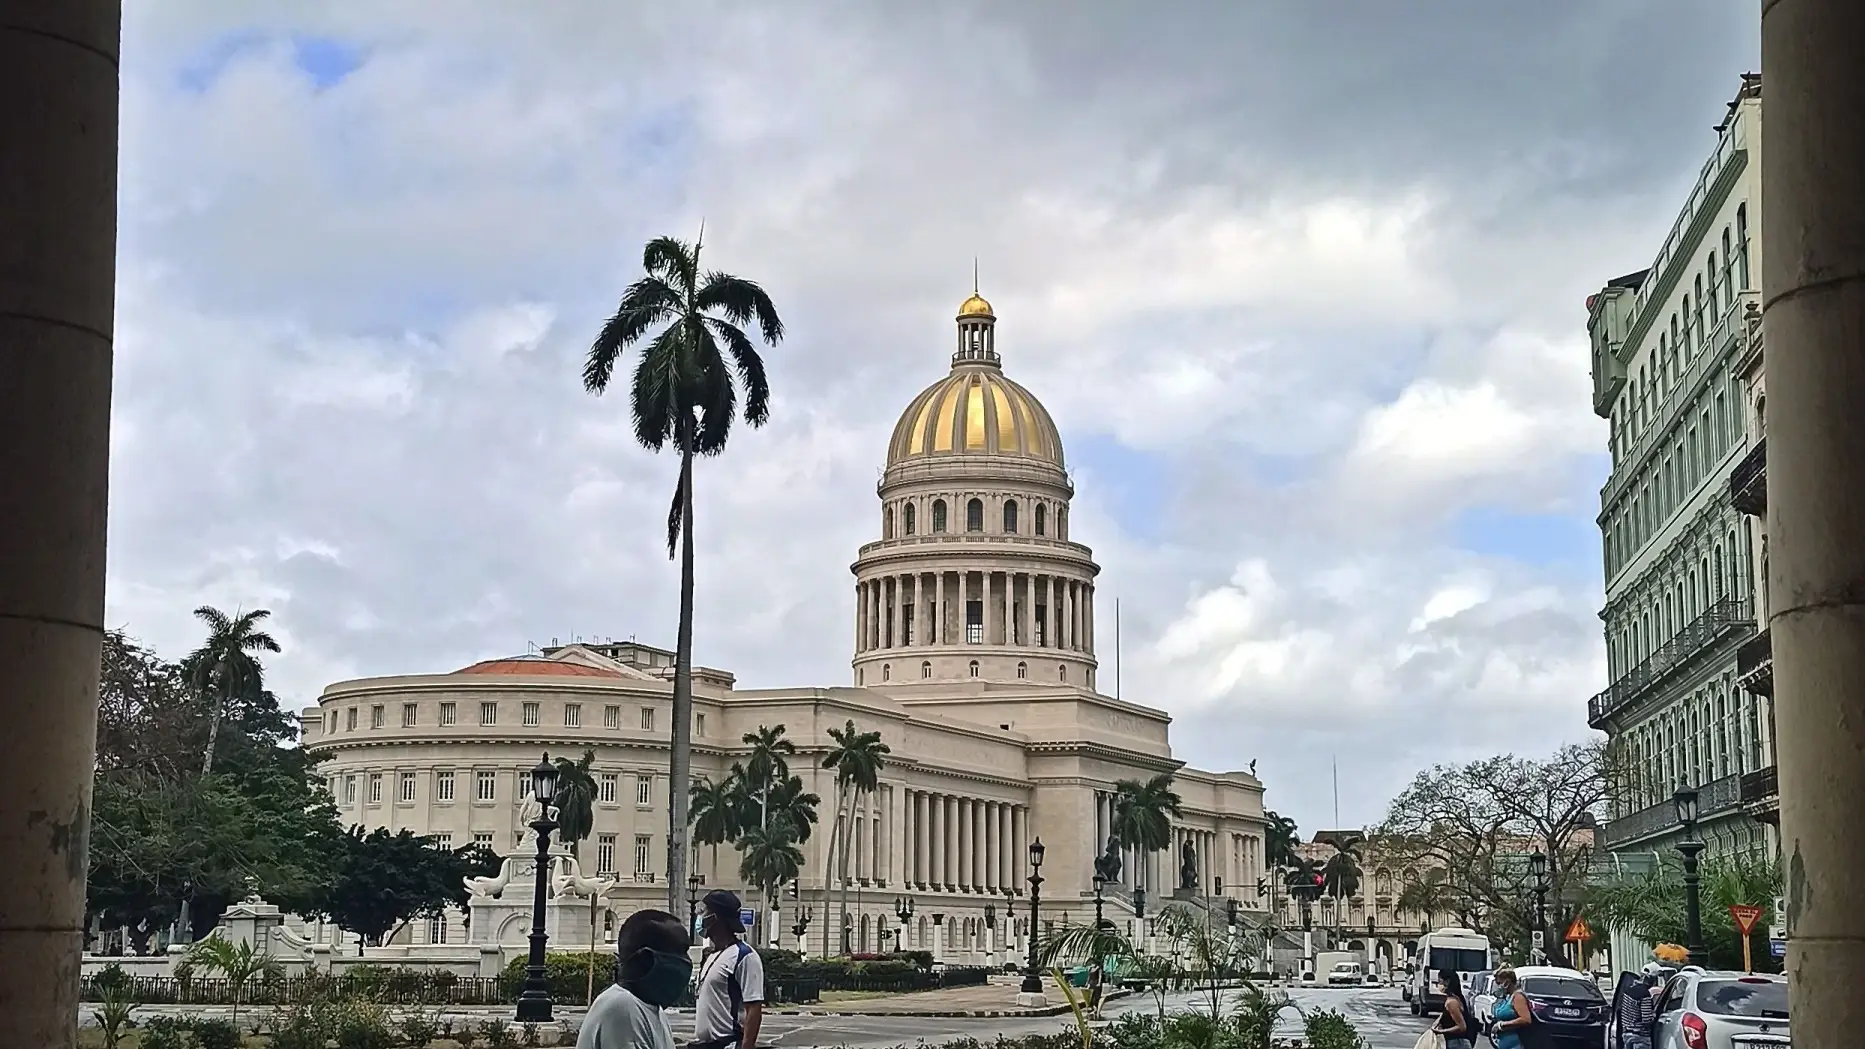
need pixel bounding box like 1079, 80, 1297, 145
696, 272, 785, 347
706, 317, 771, 427
630, 325, 688, 452
641, 236, 698, 295
584, 277, 680, 392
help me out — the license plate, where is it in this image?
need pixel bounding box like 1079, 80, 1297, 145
1551, 1007, 1583, 1020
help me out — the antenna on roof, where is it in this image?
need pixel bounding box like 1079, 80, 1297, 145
973, 257, 979, 295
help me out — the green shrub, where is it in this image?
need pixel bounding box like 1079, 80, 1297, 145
92, 963, 132, 996
480, 1016, 520, 1048
398, 1008, 439, 1046
1303, 1009, 1368, 1049
138, 1016, 188, 1049
191, 1017, 243, 1049
499, 952, 613, 1005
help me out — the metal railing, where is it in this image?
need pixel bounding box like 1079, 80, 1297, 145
1603, 772, 1743, 848
1729, 437, 1767, 516
1589, 598, 1754, 727
1737, 629, 1772, 689
1740, 766, 1779, 808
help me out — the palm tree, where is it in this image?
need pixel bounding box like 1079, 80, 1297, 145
763, 773, 820, 846
584, 232, 784, 911
185, 936, 283, 1026
821, 719, 890, 956
1285, 857, 1327, 929
1110, 774, 1183, 906
743, 724, 797, 832
737, 823, 805, 948
690, 773, 745, 873
1320, 837, 1363, 936
184, 606, 281, 775
551, 751, 598, 857
1397, 869, 1458, 930
1264, 810, 1301, 869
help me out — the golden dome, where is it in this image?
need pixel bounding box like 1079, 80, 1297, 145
886, 366, 1064, 468
957, 293, 995, 319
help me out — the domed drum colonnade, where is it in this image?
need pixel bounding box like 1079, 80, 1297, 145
853, 293, 1101, 688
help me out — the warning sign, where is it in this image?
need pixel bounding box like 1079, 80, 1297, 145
1564, 918, 1592, 943
1730, 905, 1763, 935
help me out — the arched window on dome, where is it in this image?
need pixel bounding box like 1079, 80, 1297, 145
932, 499, 948, 533
1016, 661, 1027, 679
882, 664, 891, 681
968, 660, 980, 678
1004, 500, 1019, 533
1035, 504, 1046, 536
966, 498, 983, 532
921, 661, 932, 679
904, 503, 916, 535
1058, 664, 1067, 682
883, 507, 894, 539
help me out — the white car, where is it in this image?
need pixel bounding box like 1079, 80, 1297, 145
1464, 971, 1496, 1033
1652, 969, 1790, 1049
1327, 961, 1365, 986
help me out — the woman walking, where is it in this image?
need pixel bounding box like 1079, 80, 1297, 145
1433, 969, 1474, 1049
1489, 968, 1536, 1049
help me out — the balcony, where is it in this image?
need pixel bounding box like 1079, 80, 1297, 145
1737, 628, 1773, 698
1589, 598, 1755, 728
1603, 772, 1743, 848
1740, 765, 1780, 826
1730, 438, 1767, 516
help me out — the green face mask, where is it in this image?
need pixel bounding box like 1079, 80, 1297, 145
623, 948, 692, 1008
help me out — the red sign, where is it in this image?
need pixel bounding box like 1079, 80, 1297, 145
1564, 918, 1592, 943
1730, 905, 1764, 935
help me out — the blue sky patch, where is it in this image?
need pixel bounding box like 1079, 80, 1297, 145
1453, 505, 1598, 567
1072, 434, 1170, 542
292, 36, 365, 89
177, 32, 363, 92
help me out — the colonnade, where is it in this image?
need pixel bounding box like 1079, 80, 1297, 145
1088, 792, 1263, 904
901, 789, 1029, 893
855, 570, 1094, 653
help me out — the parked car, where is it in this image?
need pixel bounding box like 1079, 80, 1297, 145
1464, 971, 1496, 1033
1509, 965, 1609, 1049
1651, 970, 1789, 1049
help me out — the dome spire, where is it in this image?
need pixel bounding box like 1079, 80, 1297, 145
955, 267, 997, 365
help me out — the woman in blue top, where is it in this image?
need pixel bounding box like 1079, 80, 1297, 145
1489, 967, 1535, 1049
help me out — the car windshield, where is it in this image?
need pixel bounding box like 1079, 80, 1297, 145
1523, 976, 1604, 1001
1695, 979, 1789, 1018
1469, 975, 1492, 994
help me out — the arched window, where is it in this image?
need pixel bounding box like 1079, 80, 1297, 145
1721, 228, 1736, 306
931, 499, 947, 533
1004, 499, 1019, 533
1737, 203, 1751, 289
904, 503, 916, 536
1694, 275, 1706, 346
921, 661, 932, 679
1058, 664, 1067, 682
1708, 251, 1720, 319
883, 507, 894, 539
968, 660, 979, 678
1035, 504, 1046, 536
966, 498, 983, 532
1057, 507, 1068, 540
1016, 661, 1027, 679
882, 664, 891, 682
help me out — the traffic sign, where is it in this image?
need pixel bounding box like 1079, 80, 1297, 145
1564, 918, 1591, 943
739, 908, 757, 927
1770, 939, 1787, 958
1729, 905, 1763, 935
1531, 930, 1544, 948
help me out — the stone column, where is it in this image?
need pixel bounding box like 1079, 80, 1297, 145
855, 583, 864, 653
957, 797, 972, 890
1023, 573, 1034, 649
930, 793, 944, 889
1, 6, 119, 1046
959, 572, 970, 644
984, 801, 999, 892
999, 802, 1013, 889
1012, 806, 1028, 888
1085, 585, 1094, 653
1765, 6, 1865, 1037
945, 794, 959, 888
870, 581, 882, 650
971, 799, 986, 890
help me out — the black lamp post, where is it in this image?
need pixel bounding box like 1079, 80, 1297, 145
792, 907, 812, 956
895, 896, 914, 950
1021, 838, 1046, 995
1092, 874, 1107, 930
1674, 787, 1706, 966
1528, 851, 1549, 964
515, 754, 560, 1023
686, 874, 705, 946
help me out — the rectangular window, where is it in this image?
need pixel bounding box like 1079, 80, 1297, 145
522, 702, 540, 727
474, 832, 495, 850
564, 703, 581, 728
966, 600, 983, 644
344, 775, 357, 805
696, 713, 706, 737
640, 707, 655, 732
476, 770, 496, 802
399, 772, 417, 803
428, 915, 447, 944
600, 773, 619, 804
439, 701, 457, 726
603, 705, 620, 729
634, 835, 652, 877
368, 773, 383, 804
903, 606, 915, 645
371, 705, 385, 729
597, 834, 617, 874
432, 833, 453, 851
437, 771, 456, 802
636, 776, 652, 806
480, 701, 497, 726
402, 703, 418, 728
347, 707, 358, 731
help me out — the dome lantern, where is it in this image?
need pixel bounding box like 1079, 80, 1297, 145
955, 279, 998, 365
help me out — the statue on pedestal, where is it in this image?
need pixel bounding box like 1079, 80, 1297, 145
1093, 837, 1123, 884
1179, 839, 1199, 891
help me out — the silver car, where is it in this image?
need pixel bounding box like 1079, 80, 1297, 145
1464, 972, 1496, 1034
1651, 970, 1790, 1049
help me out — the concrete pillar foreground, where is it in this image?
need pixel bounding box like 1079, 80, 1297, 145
0, 4, 120, 1045
1761, 1, 1865, 1045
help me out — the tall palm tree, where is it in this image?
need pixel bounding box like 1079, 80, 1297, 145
690, 774, 745, 873
763, 774, 820, 846
184, 606, 281, 775
1263, 810, 1301, 869
584, 232, 783, 911
743, 724, 797, 832
551, 751, 598, 857
1110, 774, 1183, 906
821, 719, 890, 956
737, 823, 805, 948
1320, 837, 1363, 936
1396, 868, 1458, 930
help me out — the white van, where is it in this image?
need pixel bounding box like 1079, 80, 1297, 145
1409, 927, 1491, 1016
1327, 960, 1365, 986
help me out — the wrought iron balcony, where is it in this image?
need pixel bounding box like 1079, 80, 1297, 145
1730, 438, 1767, 516
1740, 765, 1780, 825
1589, 598, 1755, 728
1603, 772, 1743, 848
1737, 628, 1773, 698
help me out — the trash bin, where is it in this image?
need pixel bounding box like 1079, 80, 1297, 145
1066, 966, 1091, 988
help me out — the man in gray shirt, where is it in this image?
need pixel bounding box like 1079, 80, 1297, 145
578, 909, 692, 1049
692, 890, 764, 1049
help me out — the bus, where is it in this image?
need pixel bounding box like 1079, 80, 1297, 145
1409, 927, 1491, 1016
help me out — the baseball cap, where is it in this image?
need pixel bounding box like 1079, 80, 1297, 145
702, 889, 743, 929
1641, 962, 1669, 976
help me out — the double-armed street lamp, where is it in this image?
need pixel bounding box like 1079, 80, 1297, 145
894, 895, 914, 950
1020, 838, 1047, 996
516, 755, 560, 1024
1674, 787, 1707, 966
687, 874, 706, 946
792, 907, 812, 957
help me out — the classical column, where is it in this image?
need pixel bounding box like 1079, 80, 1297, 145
1764, 8, 1865, 1034
1022, 573, 1034, 649
883, 785, 896, 883
958, 798, 974, 890
855, 583, 864, 653
0, 6, 119, 1044
891, 577, 903, 649
870, 581, 882, 650
1064, 581, 1076, 651
929, 793, 944, 889
984, 801, 999, 892
959, 571, 970, 644
915, 791, 929, 886
972, 799, 986, 890
944, 794, 959, 887
1085, 584, 1094, 653
1012, 806, 1028, 887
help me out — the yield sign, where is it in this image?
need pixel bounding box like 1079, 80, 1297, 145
1730, 905, 1764, 935
1564, 917, 1592, 943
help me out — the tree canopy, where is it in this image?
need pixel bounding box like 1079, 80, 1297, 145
304, 828, 501, 946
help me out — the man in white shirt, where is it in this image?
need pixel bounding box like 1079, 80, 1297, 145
691, 890, 764, 1049
578, 909, 691, 1049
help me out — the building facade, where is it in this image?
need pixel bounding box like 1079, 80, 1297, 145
302, 292, 1272, 960
1585, 75, 1775, 862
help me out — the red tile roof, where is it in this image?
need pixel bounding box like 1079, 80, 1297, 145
455, 657, 623, 678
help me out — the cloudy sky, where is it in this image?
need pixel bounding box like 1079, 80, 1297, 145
111, 2, 1760, 834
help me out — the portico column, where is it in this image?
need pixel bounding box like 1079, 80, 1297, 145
957, 797, 972, 890
891, 577, 903, 649
945, 794, 959, 887
959, 572, 970, 644
930, 794, 945, 889
1012, 806, 1028, 887
1765, 5, 1865, 1038
1085, 585, 1094, 653
1023, 574, 1034, 649
997, 802, 1011, 889
871, 581, 882, 650
0, 6, 119, 1045
855, 583, 864, 653
972, 799, 986, 889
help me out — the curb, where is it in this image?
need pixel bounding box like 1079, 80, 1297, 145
799, 1004, 1077, 1018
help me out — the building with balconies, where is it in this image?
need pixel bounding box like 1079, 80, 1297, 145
1586, 74, 1773, 862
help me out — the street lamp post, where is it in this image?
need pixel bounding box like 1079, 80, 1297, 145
515, 755, 561, 1024
687, 874, 706, 946
792, 907, 812, 958
894, 896, 914, 951
1674, 788, 1707, 966
1019, 838, 1047, 1001
1092, 874, 1107, 930
1529, 851, 1549, 965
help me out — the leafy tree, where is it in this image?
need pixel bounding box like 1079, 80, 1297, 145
1110, 774, 1184, 903
183, 606, 282, 775
551, 751, 598, 856
96, 630, 198, 781
584, 232, 783, 911
821, 719, 889, 955
309, 828, 500, 948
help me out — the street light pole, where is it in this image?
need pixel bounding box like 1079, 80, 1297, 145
515, 755, 561, 1024
894, 896, 914, 952
1092, 874, 1106, 930
1019, 838, 1047, 1001
687, 874, 705, 947
1528, 851, 1549, 966
1674, 788, 1706, 966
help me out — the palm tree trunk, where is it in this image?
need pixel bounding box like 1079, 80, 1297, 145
666, 440, 696, 913
823, 783, 849, 958
201, 665, 225, 775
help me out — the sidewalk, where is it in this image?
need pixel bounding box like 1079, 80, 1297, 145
793, 982, 1114, 1018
